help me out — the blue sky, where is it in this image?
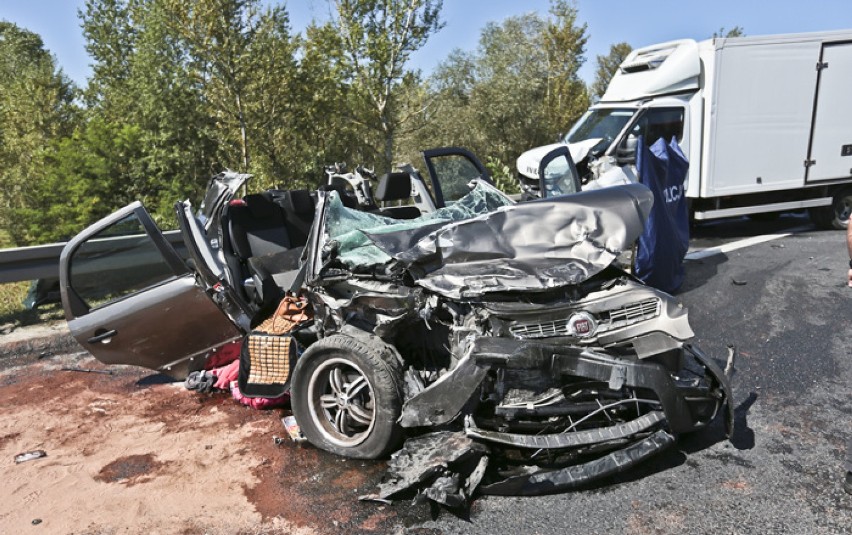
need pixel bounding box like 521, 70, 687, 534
3, 0, 852, 87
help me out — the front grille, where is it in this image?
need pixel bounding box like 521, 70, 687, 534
509, 298, 661, 340
509, 320, 568, 339
603, 298, 661, 326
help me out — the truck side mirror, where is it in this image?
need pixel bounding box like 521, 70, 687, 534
616, 133, 638, 166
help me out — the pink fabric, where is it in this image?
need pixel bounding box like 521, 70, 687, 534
201, 347, 290, 410
204, 341, 241, 369
211, 359, 240, 390
230, 382, 290, 409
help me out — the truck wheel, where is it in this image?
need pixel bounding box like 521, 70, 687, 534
811, 188, 852, 230
291, 334, 403, 459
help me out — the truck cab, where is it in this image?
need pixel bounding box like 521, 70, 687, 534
518, 39, 701, 193
518, 31, 852, 229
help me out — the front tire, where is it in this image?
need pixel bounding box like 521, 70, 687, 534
291, 334, 403, 459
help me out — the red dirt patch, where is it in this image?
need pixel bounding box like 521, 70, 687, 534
0, 354, 430, 534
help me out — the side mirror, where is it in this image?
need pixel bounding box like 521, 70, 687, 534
615, 133, 638, 166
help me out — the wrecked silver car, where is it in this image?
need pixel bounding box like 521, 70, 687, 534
58, 147, 732, 503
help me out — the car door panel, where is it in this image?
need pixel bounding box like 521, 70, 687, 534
60, 202, 241, 379
421, 147, 492, 207
175, 200, 252, 330
68, 275, 242, 377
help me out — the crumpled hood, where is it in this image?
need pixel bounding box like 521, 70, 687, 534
366, 183, 654, 299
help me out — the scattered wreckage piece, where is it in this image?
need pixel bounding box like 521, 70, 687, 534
359, 420, 675, 504
281, 415, 306, 443
360, 431, 489, 508
15, 450, 47, 464
463, 411, 667, 450
479, 429, 676, 496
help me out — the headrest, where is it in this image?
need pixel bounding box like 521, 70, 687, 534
283, 190, 315, 215
329, 176, 349, 190
244, 193, 276, 219
319, 184, 357, 208
375, 172, 412, 201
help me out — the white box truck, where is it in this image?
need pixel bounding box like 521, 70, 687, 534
516, 29, 852, 228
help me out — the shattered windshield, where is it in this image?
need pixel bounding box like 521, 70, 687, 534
325, 181, 513, 268
564, 108, 634, 144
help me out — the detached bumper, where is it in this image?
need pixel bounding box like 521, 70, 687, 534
400, 336, 733, 437
472, 337, 732, 436
479, 429, 677, 496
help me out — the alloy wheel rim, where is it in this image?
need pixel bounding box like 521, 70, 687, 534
307, 357, 376, 447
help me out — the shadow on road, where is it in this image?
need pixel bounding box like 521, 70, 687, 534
136, 373, 180, 387
730, 392, 758, 450
677, 391, 758, 454
690, 213, 813, 242
680, 253, 728, 293
576, 447, 688, 494
679, 212, 817, 293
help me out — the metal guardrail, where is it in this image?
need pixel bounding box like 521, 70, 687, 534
0, 231, 186, 284
0, 242, 67, 283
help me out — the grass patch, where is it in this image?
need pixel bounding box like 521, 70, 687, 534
0, 281, 64, 327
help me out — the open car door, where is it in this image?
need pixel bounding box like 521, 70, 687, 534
538, 145, 582, 198
421, 147, 493, 207
59, 202, 243, 379
175, 199, 254, 328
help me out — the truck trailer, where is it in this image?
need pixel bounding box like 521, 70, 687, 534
517, 29, 852, 228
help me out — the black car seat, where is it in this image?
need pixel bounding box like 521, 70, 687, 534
230, 193, 291, 257
375, 172, 421, 219
242, 189, 318, 311
277, 189, 315, 247
221, 193, 290, 309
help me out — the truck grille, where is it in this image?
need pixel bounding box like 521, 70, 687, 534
509, 298, 661, 339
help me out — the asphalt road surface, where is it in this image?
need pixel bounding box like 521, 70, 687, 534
2, 214, 850, 534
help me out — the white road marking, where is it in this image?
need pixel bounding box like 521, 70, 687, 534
685, 225, 812, 261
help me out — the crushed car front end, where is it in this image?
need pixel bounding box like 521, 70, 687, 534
292, 179, 732, 501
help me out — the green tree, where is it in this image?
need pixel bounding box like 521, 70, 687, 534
401, 48, 477, 159
81, 0, 135, 112
78, 0, 305, 225
18, 119, 146, 242
471, 14, 551, 166
331, 0, 444, 173
713, 26, 745, 38
591, 42, 632, 98
542, 0, 589, 136
0, 21, 78, 245
162, 0, 297, 176
81, 0, 220, 219
280, 22, 362, 183
409, 1, 590, 183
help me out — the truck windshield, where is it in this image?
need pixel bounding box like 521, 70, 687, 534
564, 108, 635, 144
